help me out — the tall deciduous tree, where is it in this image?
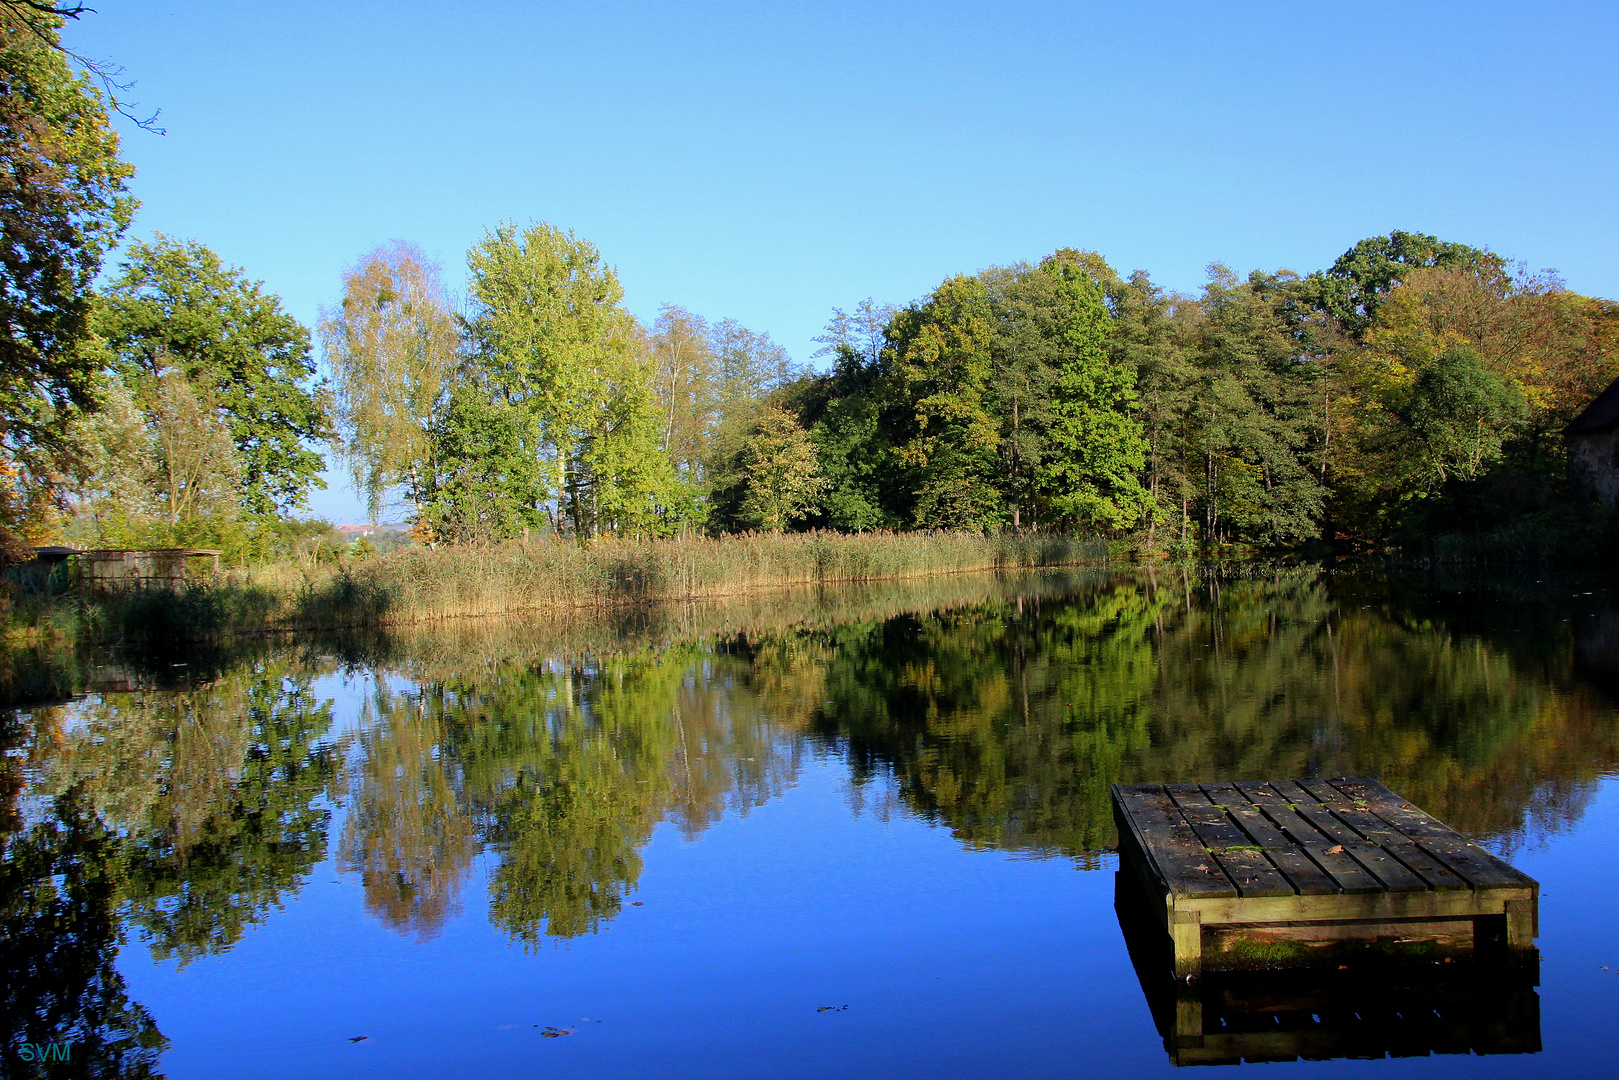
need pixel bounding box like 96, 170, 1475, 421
96, 236, 332, 516
1187, 266, 1328, 545
0, 6, 134, 554
145, 370, 240, 526
650, 304, 715, 486
799, 299, 895, 531
319, 242, 459, 522
1104, 269, 1200, 549
1032, 252, 1150, 532
882, 275, 1003, 529
446, 221, 672, 540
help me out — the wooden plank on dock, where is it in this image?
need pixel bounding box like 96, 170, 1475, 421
1293, 779, 1468, 892
1114, 784, 1238, 899
1325, 778, 1536, 891
1234, 782, 1383, 894
1165, 784, 1296, 898
1201, 782, 1341, 896
1270, 781, 1429, 893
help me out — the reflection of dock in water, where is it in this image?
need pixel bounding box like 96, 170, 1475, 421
1117, 870, 1541, 1066
1112, 778, 1542, 1065
1112, 779, 1539, 976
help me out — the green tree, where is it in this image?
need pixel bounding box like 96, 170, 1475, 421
421, 377, 547, 544
63, 367, 243, 549
793, 300, 897, 531
1104, 270, 1200, 549
573, 347, 679, 537
144, 370, 239, 526
0, 5, 135, 556
1187, 267, 1328, 546
451, 221, 657, 540
982, 267, 1062, 530
726, 404, 826, 533
881, 276, 1004, 528
1308, 230, 1500, 340
95, 236, 332, 516
650, 304, 716, 488
1402, 344, 1527, 485
1033, 252, 1151, 531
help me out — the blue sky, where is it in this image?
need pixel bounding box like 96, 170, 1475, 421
69, 1, 1619, 523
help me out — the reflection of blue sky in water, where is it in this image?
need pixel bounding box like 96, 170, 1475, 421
5, 566, 1619, 1076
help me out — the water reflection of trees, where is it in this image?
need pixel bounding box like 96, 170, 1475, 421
2, 563, 1616, 1058
370, 640, 815, 946
0, 786, 167, 1079
806, 567, 1619, 860
30, 666, 340, 964
0, 660, 337, 1077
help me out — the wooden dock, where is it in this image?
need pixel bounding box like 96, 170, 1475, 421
1112, 778, 1539, 976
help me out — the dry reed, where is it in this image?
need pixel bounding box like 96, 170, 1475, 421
86, 530, 1110, 641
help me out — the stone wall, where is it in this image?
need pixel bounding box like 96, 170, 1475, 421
1569, 428, 1619, 509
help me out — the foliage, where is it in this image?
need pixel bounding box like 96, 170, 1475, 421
881, 275, 1004, 528
294, 223, 1617, 556
435, 222, 674, 540
95, 236, 332, 516
319, 241, 459, 522
712, 404, 827, 533
1185, 267, 1328, 546
0, 8, 134, 559
1307, 230, 1500, 340
794, 299, 897, 531
1034, 252, 1151, 530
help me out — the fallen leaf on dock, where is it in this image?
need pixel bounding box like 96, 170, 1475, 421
1326, 845, 1345, 854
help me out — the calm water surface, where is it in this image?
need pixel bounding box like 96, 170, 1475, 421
4, 565, 1619, 1078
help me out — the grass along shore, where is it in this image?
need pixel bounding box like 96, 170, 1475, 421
9, 530, 1111, 644
0, 565, 1115, 706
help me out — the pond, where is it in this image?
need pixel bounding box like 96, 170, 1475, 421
3, 564, 1618, 1078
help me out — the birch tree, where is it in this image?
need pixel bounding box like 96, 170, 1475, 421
318, 242, 458, 521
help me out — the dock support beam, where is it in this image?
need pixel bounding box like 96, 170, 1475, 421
1504, 898, 1536, 950
1171, 909, 1202, 977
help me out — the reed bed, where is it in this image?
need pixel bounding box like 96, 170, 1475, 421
59, 530, 1110, 642
0, 565, 1113, 705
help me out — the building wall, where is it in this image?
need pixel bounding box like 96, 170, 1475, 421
1570, 428, 1619, 509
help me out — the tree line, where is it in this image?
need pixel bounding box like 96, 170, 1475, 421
323, 228, 1619, 551
4, 5, 1617, 559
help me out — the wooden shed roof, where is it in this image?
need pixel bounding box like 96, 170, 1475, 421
1566, 376, 1619, 435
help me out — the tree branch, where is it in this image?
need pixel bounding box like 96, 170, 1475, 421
1, 0, 165, 133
